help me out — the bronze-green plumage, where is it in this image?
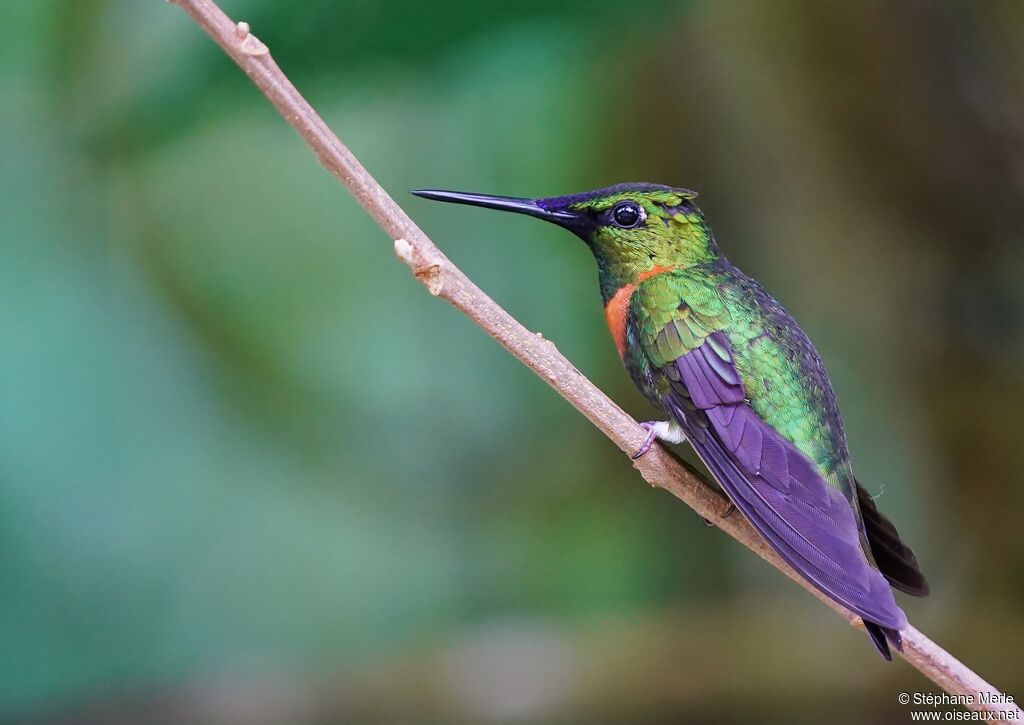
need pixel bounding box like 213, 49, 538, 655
633, 265, 850, 485
414, 182, 928, 659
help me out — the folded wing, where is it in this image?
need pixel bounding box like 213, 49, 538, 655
662, 331, 908, 655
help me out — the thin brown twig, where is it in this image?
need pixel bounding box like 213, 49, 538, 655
168, 0, 1020, 716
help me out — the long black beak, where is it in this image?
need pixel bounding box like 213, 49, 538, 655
411, 189, 579, 226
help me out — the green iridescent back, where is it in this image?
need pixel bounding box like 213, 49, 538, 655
625, 262, 856, 495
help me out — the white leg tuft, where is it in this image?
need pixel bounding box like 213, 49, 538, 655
650, 419, 687, 445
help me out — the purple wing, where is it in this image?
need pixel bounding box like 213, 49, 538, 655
665, 332, 907, 652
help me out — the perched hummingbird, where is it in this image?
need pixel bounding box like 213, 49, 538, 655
412, 183, 928, 659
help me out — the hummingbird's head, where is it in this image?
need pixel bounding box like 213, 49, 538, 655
413, 183, 719, 301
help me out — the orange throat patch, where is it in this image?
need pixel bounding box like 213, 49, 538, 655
603, 265, 678, 359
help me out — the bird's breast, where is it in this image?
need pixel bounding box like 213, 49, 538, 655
603, 265, 679, 359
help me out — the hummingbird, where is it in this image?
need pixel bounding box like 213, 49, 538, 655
412, 183, 928, 659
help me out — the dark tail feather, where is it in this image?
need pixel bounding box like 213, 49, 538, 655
864, 622, 892, 660
663, 450, 920, 657
864, 621, 903, 661
857, 482, 930, 597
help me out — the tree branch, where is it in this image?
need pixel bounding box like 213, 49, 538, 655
168, 0, 1019, 716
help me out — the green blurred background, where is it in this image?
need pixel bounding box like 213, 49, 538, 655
2, 1, 1022, 722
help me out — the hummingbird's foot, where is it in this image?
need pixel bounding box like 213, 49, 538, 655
631, 420, 687, 460
701, 505, 735, 527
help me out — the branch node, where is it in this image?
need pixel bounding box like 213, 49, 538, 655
395, 238, 444, 295
419, 265, 444, 296
394, 238, 414, 264
236, 22, 268, 56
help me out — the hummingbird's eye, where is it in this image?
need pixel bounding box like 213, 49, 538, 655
611, 201, 645, 228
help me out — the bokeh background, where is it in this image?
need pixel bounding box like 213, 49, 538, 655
2, 1, 1023, 722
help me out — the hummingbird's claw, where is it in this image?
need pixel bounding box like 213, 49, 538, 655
631, 420, 688, 459
631, 422, 658, 459
701, 504, 735, 528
